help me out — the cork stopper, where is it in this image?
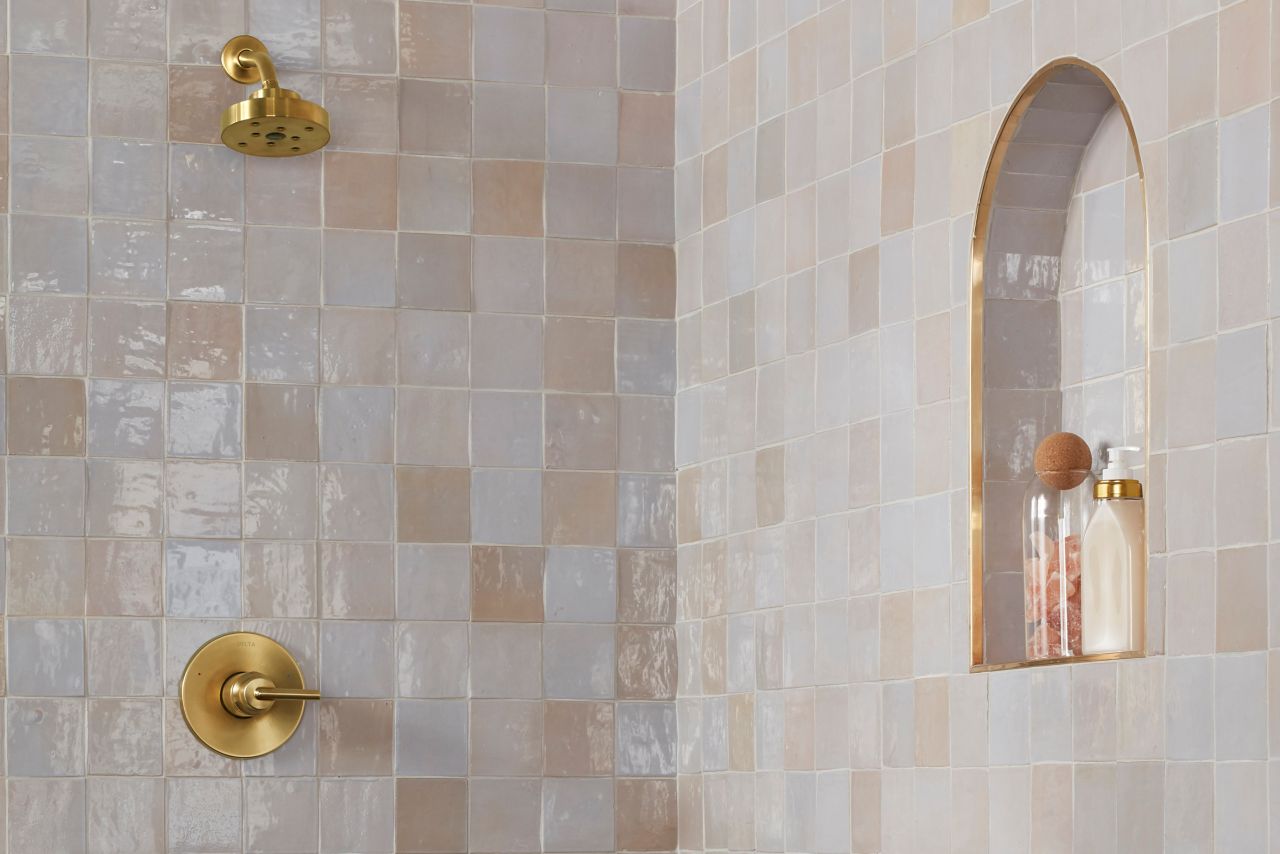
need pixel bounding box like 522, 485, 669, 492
1034, 432, 1093, 491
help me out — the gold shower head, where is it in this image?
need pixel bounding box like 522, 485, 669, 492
219, 35, 330, 157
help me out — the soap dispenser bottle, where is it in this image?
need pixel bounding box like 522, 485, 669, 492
1081, 446, 1145, 655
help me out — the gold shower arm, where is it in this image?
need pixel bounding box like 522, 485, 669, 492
236, 47, 279, 90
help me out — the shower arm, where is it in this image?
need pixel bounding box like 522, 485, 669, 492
235, 47, 280, 91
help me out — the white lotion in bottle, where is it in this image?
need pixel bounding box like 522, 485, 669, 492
1081, 446, 1146, 655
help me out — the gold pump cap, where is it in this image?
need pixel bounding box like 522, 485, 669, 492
1094, 479, 1143, 500
1094, 446, 1143, 499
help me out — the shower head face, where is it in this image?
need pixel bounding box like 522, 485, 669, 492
220, 91, 330, 156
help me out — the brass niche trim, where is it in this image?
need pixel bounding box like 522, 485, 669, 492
968, 56, 1151, 672
219, 35, 331, 157
179, 631, 321, 758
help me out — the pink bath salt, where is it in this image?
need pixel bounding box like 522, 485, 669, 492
1046, 599, 1082, 654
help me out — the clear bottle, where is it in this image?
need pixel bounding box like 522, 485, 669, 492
1023, 465, 1095, 660
1081, 447, 1145, 655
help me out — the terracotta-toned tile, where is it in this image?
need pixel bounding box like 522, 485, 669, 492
544, 700, 614, 776
167, 302, 241, 381
8, 537, 85, 616
243, 541, 317, 619
471, 545, 545, 622
323, 0, 396, 73
243, 384, 318, 461
473, 159, 544, 237
88, 300, 165, 378
470, 699, 543, 775
545, 394, 617, 471
167, 66, 242, 144
545, 317, 615, 392
400, 1, 471, 78
543, 470, 617, 546
317, 699, 393, 775
7, 376, 85, 455
617, 549, 676, 624
547, 11, 617, 87
92, 61, 165, 139
397, 466, 470, 543
396, 778, 467, 852
86, 539, 162, 617
616, 778, 677, 851
474, 82, 546, 160
469, 780, 542, 854
323, 152, 397, 229
620, 91, 674, 167
547, 239, 616, 317
400, 78, 472, 155
320, 307, 395, 385
324, 74, 398, 152
617, 243, 676, 319
617, 624, 676, 699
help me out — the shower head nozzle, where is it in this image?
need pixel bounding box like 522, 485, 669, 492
219, 35, 330, 157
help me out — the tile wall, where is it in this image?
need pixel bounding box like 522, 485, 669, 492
0, 0, 678, 850
673, 0, 1280, 851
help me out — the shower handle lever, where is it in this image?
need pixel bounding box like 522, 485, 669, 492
220, 670, 320, 719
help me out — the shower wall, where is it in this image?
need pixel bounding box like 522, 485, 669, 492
0, 0, 677, 850
674, 0, 1275, 852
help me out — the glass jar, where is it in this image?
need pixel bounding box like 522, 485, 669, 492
1023, 468, 1095, 660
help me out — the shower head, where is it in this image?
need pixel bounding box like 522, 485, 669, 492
219, 35, 330, 157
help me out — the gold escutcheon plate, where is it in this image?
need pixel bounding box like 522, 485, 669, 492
179, 631, 312, 759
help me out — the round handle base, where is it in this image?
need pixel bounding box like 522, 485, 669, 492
179, 632, 316, 759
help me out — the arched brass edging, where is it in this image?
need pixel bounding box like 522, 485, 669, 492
968, 57, 1151, 672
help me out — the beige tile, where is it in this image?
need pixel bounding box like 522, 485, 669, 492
881, 144, 915, 235
1219, 0, 1267, 115
1168, 16, 1217, 131
1217, 545, 1267, 652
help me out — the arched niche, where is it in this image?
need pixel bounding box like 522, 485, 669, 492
970, 59, 1149, 670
